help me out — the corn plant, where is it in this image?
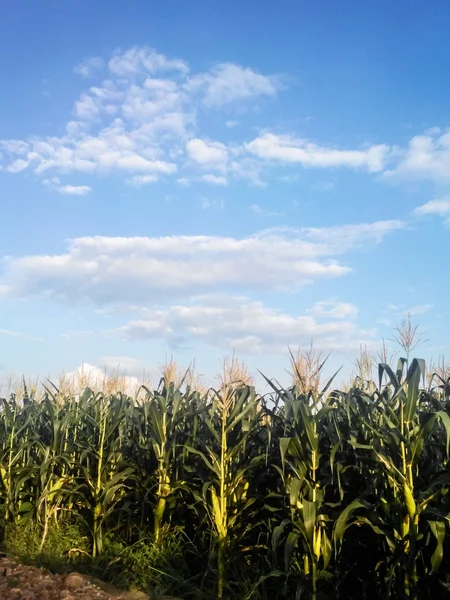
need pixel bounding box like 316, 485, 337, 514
0, 394, 38, 523
266, 371, 338, 600
186, 383, 263, 599
74, 390, 135, 557
335, 359, 450, 598
2, 352, 450, 599
135, 377, 198, 543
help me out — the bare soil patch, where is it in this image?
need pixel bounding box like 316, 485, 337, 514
0, 552, 151, 600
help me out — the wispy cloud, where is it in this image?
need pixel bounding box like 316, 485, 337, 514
309, 180, 335, 192
414, 198, 450, 224
61, 330, 94, 341
186, 62, 282, 108
379, 303, 434, 328
0, 329, 41, 341
248, 203, 283, 217
126, 174, 159, 187
307, 300, 358, 319
108, 46, 189, 77
200, 196, 225, 210
387, 303, 434, 317
74, 56, 105, 78
200, 174, 228, 186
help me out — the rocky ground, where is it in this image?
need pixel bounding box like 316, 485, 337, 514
0, 552, 154, 600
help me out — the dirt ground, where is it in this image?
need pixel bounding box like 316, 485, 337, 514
0, 552, 152, 600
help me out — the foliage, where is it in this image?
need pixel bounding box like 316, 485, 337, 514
1, 356, 450, 599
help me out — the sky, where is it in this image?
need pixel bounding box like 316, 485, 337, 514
1, 0, 450, 389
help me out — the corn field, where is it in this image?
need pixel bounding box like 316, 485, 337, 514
1, 356, 450, 599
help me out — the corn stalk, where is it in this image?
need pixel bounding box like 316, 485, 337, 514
186, 383, 262, 599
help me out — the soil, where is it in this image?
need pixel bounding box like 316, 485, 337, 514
0, 552, 152, 600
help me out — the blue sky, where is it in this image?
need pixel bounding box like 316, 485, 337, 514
1, 0, 450, 387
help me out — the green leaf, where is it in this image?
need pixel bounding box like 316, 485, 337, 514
378, 363, 400, 391
272, 519, 290, 554
405, 358, 425, 422
437, 411, 450, 458
334, 499, 371, 548
284, 531, 301, 571
280, 438, 292, 472
289, 477, 301, 511
302, 499, 317, 549
428, 520, 446, 572
184, 445, 220, 477
321, 366, 342, 394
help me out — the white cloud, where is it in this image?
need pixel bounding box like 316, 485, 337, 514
73, 94, 102, 120
414, 198, 450, 223
378, 303, 433, 328
384, 130, 450, 183
186, 138, 228, 166
43, 177, 92, 196
387, 303, 434, 317
108, 46, 189, 77
0, 221, 402, 306
307, 300, 358, 319
5, 45, 422, 191
301, 220, 406, 254
13, 45, 450, 198
0, 48, 192, 185
5, 158, 29, 173
116, 294, 374, 354
246, 133, 390, 172
201, 174, 228, 185
1, 117, 178, 181
120, 78, 190, 130
200, 197, 225, 210
406, 304, 434, 316
58, 184, 92, 196
1, 140, 29, 155
67, 362, 143, 395
229, 157, 266, 187
126, 174, 159, 186
74, 56, 105, 78
187, 63, 281, 108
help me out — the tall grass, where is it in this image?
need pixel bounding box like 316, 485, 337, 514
1, 352, 450, 599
